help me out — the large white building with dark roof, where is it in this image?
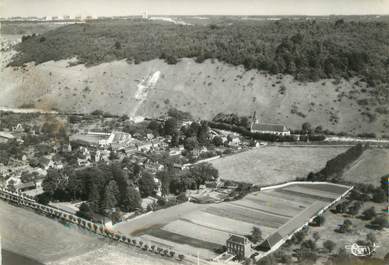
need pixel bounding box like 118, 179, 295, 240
250, 111, 290, 136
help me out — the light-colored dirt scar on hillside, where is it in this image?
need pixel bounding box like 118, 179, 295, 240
131, 71, 161, 117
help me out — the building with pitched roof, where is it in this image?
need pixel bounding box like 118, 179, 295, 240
250, 111, 290, 136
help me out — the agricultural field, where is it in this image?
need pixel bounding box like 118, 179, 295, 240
342, 148, 389, 186
114, 182, 351, 260
211, 146, 347, 185
0, 201, 178, 265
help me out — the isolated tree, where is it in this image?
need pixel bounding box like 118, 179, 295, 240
139, 172, 157, 198
102, 180, 120, 211
370, 216, 389, 230
381, 175, 389, 191
301, 239, 316, 250
301, 122, 312, 134
343, 219, 353, 232
313, 215, 325, 225
372, 188, 386, 203
147, 120, 161, 134
323, 240, 336, 252
114, 41, 121, 49
121, 185, 141, 212
335, 202, 347, 214
163, 118, 178, 136
366, 232, 377, 244
197, 121, 209, 146
362, 207, 376, 220
170, 132, 180, 147
76, 203, 93, 220
86, 183, 100, 212
293, 230, 306, 244
312, 232, 320, 242
250, 227, 262, 243
212, 136, 224, 146
183, 136, 198, 151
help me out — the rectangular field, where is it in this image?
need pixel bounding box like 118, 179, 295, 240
342, 148, 389, 186
144, 227, 222, 251
203, 203, 288, 228
181, 211, 276, 238
162, 220, 229, 245
211, 146, 347, 185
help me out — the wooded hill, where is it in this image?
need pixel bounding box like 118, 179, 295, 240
8, 18, 389, 89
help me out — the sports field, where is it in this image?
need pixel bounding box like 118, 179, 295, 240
211, 146, 347, 185
114, 182, 351, 260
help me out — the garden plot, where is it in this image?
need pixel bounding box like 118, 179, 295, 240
162, 219, 229, 245
181, 211, 276, 238
140, 234, 217, 259
278, 188, 335, 202
259, 189, 314, 206
246, 192, 308, 214
281, 185, 342, 200
244, 197, 305, 216
288, 183, 350, 194
229, 199, 294, 218
143, 227, 222, 251
204, 204, 288, 228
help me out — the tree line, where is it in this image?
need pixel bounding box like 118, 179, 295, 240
10, 19, 389, 89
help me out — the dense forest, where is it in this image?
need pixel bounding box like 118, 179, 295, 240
8, 18, 389, 88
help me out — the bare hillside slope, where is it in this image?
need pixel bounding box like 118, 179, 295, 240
1, 54, 388, 134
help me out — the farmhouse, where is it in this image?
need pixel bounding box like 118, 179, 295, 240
226, 235, 252, 259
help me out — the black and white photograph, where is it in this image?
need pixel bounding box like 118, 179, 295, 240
0, 0, 388, 265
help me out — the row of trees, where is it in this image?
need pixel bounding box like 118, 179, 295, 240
307, 143, 367, 182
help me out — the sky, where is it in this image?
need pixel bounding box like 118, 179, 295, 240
0, 0, 388, 17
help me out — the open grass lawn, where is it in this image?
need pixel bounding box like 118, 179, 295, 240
343, 148, 389, 186
211, 146, 347, 185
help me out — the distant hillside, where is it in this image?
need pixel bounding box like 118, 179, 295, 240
8, 19, 389, 87
1, 18, 389, 135
1, 56, 388, 135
